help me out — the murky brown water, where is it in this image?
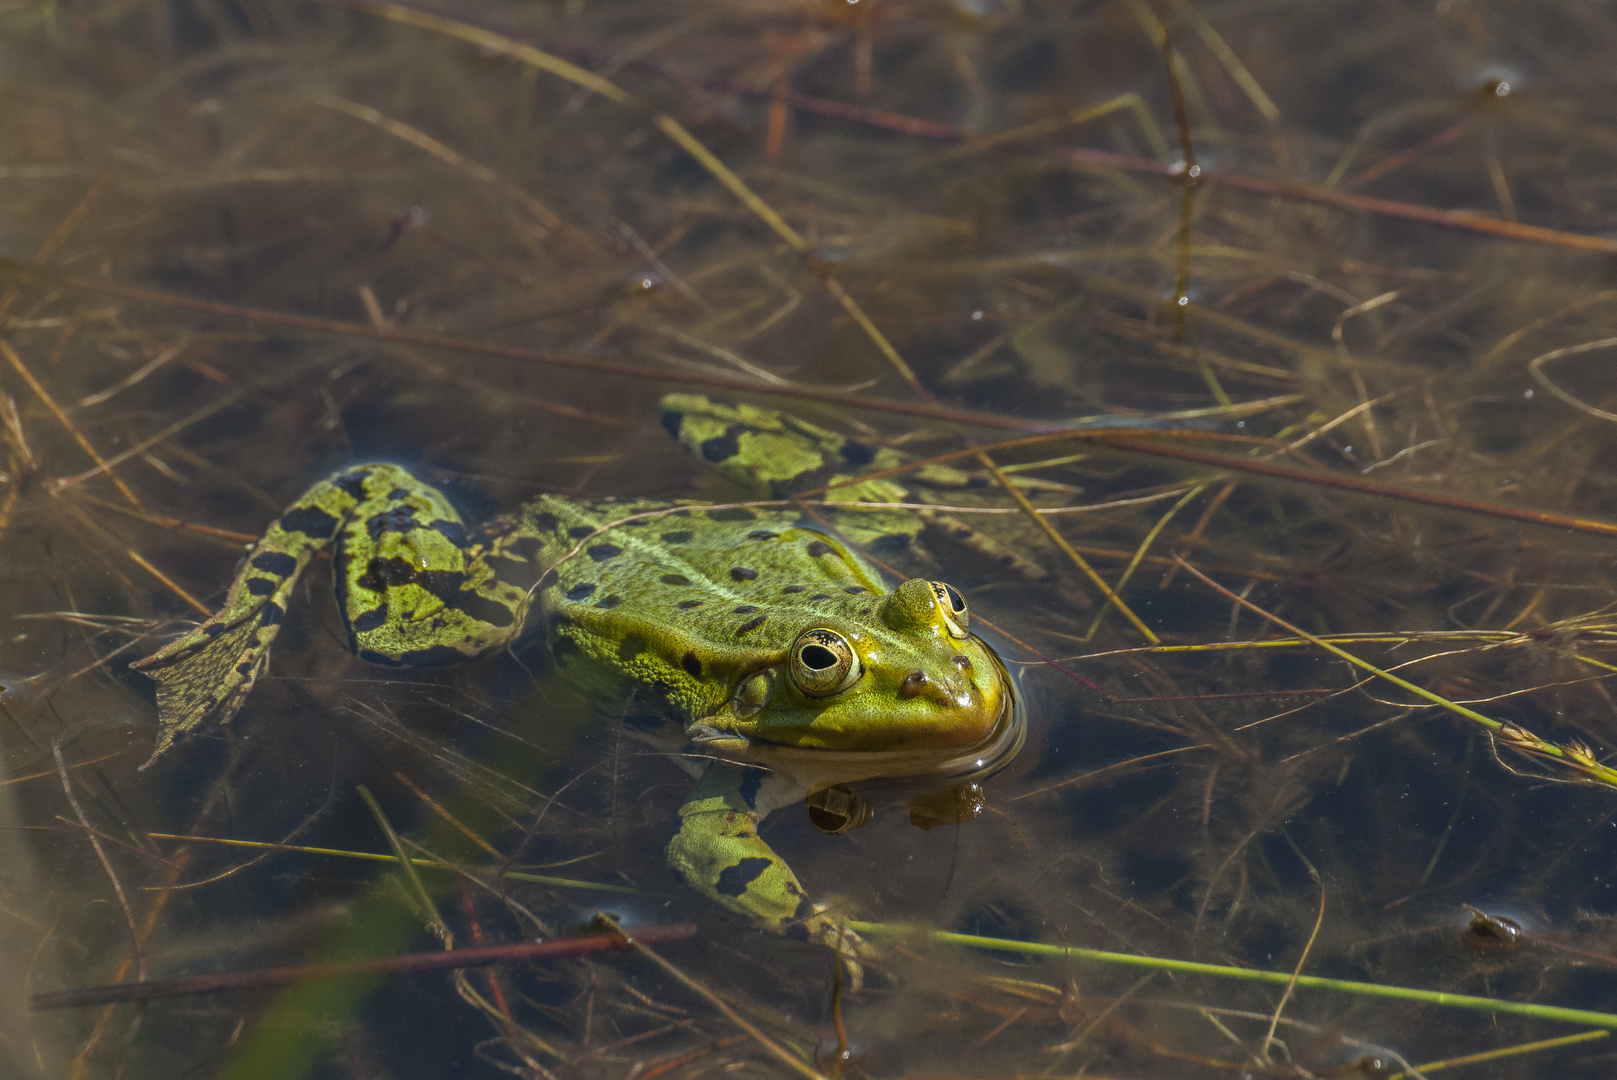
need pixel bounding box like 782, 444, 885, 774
6, 0, 1617, 1076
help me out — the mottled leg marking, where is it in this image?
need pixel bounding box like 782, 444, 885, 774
133, 463, 533, 765
666, 763, 871, 986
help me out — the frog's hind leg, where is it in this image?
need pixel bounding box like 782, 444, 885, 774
132, 464, 529, 766
132, 467, 374, 765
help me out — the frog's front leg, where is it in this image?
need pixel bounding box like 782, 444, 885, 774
666, 762, 871, 985
133, 463, 534, 765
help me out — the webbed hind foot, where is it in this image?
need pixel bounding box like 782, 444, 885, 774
132, 602, 285, 767
132, 495, 341, 765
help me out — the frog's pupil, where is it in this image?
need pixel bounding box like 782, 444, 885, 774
800, 644, 838, 670
945, 584, 966, 612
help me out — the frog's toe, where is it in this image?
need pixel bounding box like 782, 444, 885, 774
795, 904, 876, 992
132, 607, 281, 767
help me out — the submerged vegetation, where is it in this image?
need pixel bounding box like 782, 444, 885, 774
6, 0, 1617, 1076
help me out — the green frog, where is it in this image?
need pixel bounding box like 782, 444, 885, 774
132, 394, 1024, 976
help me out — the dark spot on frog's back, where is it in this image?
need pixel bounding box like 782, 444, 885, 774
682, 650, 703, 678
806, 540, 832, 557
596, 595, 622, 609
746, 530, 777, 541
365, 505, 420, 540
568, 525, 594, 539
661, 531, 693, 545
531, 511, 559, 532
677, 599, 703, 609
730, 567, 758, 582
280, 505, 338, 539
587, 544, 621, 562
660, 409, 684, 440
259, 601, 283, 626
736, 615, 767, 635
357, 556, 417, 591
618, 634, 647, 662
708, 507, 756, 522
333, 472, 368, 500
660, 573, 691, 585
566, 582, 597, 602
250, 551, 298, 577
699, 427, 741, 463
246, 578, 277, 597
715, 856, 772, 897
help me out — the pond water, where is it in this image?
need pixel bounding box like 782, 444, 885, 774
5, 0, 1617, 1076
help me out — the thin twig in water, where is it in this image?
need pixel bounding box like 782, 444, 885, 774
53, 732, 145, 982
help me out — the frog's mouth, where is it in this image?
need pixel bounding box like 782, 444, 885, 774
687, 652, 1025, 792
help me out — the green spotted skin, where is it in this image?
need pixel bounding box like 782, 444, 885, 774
134, 396, 1020, 977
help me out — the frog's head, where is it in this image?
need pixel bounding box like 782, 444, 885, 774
705, 578, 1011, 763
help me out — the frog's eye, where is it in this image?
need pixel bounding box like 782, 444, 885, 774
789, 629, 862, 697
930, 581, 969, 637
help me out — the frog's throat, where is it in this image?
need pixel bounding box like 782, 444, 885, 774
687, 658, 1025, 793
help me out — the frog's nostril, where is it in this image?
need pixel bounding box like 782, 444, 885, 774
953, 654, 973, 671
899, 670, 928, 697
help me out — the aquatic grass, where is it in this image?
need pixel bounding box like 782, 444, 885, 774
604, 917, 832, 1080
1175, 556, 1617, 790
142, 831, 647, 895
853, 922, 1617, 1031
930, 91, 1171, 164
30, 923, 699, 1010
973, 448, 1160, 644
325, 2, 1617, 259
25, 250, 1617, 549
333, 0, 934, 401
1391, 1029, 1609, 1078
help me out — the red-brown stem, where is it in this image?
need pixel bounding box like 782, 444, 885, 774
32, 924, 697, 1010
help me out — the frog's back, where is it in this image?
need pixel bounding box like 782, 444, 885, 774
516, 495, 891, 719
